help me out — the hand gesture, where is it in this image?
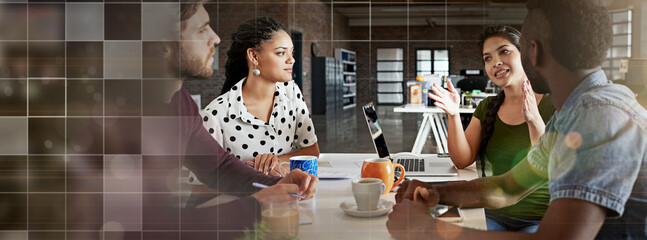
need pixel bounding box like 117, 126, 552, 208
247, 153, 280, 175
522, 80, 541, 125
428, 81, 461, 116
277, 169, 318, 200
395, 180, 439, 207
386, 199, 435, 239
387, 199, 461, 239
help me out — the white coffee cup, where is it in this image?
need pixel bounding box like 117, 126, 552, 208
351, 178, 385, 211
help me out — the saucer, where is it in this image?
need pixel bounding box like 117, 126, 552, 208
339, 199, 393, 218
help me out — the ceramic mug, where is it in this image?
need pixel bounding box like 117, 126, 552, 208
351, 178, 386, 211
279, 155, 318, 177
360, 158, 405, 195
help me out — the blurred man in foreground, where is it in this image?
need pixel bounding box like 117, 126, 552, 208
387, 0, 647, 239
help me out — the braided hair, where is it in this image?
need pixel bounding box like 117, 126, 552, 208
222, 16, 288, 95
476, 25, 521, 166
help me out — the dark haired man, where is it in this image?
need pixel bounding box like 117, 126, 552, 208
386, 0, 647, 239
70, 1, 317, 239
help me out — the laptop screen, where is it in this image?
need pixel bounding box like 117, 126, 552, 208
362, 103, 390, 159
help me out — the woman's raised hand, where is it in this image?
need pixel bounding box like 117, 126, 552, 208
522, 80, 541, 125
428, 81, 461, 116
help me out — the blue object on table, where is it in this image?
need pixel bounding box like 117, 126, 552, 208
280, 155, 318, 177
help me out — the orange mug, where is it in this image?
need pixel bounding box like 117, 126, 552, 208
360, 158, 405, 195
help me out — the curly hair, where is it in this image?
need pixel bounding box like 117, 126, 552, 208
477, 25, 521, 160
526, 0, 612, 70
222, 16, 288, 95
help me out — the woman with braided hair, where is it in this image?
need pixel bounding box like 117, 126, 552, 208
200, 16, 319, 177
428, 25, 555, 232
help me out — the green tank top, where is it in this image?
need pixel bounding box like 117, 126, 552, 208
473, 94, 555, 220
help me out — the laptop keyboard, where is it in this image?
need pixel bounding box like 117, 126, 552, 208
396, 159, 425, 172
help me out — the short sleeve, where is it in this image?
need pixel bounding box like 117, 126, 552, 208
292, 84, 317, 149
473, 96, 493, 121
200, 108, 225, 147
548, 106, 644, 217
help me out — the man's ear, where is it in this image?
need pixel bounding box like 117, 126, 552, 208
246, 48, 259, 65
530, 40, 543, 68
162, 43, 173, 59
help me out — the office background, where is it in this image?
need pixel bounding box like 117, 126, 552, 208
0, 0, 644, 239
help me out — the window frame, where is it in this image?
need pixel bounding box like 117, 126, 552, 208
604, 9, 632, 81
415, 48, 450, 77
376, 47, 405, 105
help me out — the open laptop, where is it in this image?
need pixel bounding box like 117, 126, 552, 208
362, 102, 458, 177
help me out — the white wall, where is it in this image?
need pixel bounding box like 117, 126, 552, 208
639, 1, 647, 58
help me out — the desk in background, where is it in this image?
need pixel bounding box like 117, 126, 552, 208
394, 104, 475, 154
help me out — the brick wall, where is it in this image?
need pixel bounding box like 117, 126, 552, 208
183, 0, 352, 110
290, 1, 352, 110
351, 25, 521, 106
183, 3, 522, 109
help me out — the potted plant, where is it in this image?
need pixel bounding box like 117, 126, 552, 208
462, 91, 473, 108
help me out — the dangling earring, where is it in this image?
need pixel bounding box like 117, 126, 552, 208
252, 65, 261, 76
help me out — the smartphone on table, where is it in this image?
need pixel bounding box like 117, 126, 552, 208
429, 204, 464, 222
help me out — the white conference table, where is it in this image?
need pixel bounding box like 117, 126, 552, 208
394, 104, 475, 154
296, 153, 486, 239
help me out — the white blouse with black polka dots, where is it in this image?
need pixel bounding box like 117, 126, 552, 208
200, 78, 318, 163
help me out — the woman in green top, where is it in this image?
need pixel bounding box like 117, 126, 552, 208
428, 25, 555, 232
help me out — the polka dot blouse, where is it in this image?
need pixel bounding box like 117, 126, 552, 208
200, 78, 318, 163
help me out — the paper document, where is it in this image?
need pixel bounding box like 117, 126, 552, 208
328, 159, 365, 169
317, 167, 360, 179
299, 210, 313, 225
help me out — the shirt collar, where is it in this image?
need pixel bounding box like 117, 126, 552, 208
561, 70, 610, 111
227, 78, 291, 125
275, 81, 291, 103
